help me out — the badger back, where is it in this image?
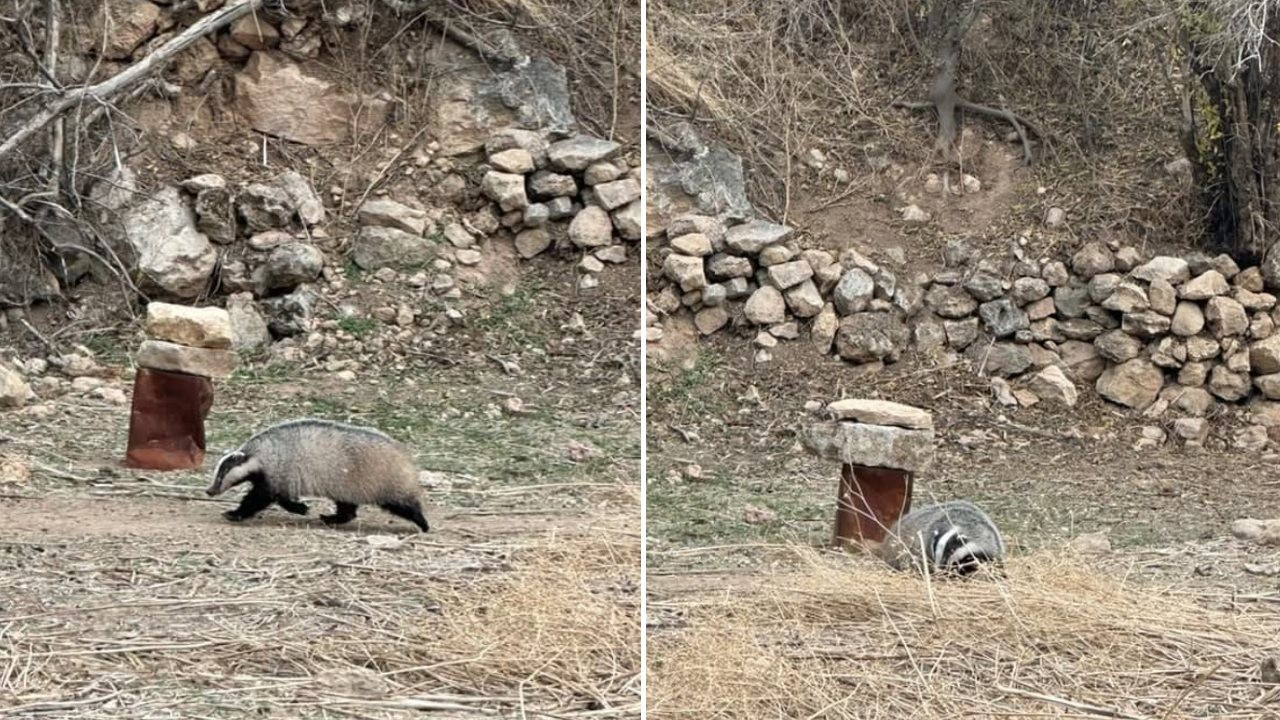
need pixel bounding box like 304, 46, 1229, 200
881, 501, 1004, 575
243, 419, 420, 504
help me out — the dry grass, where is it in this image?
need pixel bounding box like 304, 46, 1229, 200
0, 515, 640, 718
649, 549, 1280, 719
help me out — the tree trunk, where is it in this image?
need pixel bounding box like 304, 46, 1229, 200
1181, 12, 1280, 277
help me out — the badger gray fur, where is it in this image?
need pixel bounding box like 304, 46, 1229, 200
880, 500, 1003, 577
206, 418, 429, 532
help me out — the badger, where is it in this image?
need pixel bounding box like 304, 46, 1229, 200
879, 500, 1003, 577
206, 418, 429, 532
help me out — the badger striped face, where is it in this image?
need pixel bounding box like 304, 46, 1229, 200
932, 527, 992, 576
206, 452, 261, 496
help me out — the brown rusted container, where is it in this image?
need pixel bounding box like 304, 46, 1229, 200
833, 464, 914, 547
123, 367, 215, 470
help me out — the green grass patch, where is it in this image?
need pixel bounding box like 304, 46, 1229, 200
336, 316, 378, 337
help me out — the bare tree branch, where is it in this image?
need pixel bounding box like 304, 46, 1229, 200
0, 0, 265, 165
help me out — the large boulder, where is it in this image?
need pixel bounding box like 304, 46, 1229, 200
234, 52, 388, 146
122, 186, 216, 299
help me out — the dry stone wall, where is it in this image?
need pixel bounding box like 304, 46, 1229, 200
649, 216, 1280, 426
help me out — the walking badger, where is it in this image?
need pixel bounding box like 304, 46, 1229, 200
206, 418, 430, 532
880, 500, 1003, 577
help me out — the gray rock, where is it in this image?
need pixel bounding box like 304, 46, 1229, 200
529, 171, 577, 198
1163, 386, 1215, 415
485, 128, 550, 166
1209, 365, 1251, 401
1186, 336, 1221, 362
1095, 329, 1143, 362
547, 135, 621, 171
1121, 311, 1171, 339
968, 342, 1033, 377
274, 171, 324, 226
593, 178, 641, 210
1060, 318, 1106, 341
694, 306, 729, 335
744, 286, 787, 324
1054, 284, 1091, 318
785, 280, 823, 318
707, 253, 754, 279
1237, 266, 1266, 292
1026, 296, 1056, 321
523, 203, 550, 227
584, 161, 624, 186
1212, 253, 1241, 279
1181, 270, 1230, 300
358, 199, 427, 235
835, 313, 909, 363
914, 314, 948, 352
1251, 335, 1280, 374
261, 288, 316, 338
1171, 302, 1205, 336
1011, 277, 1050, 305
723, 277, 751, 299
255, 243, 324, 294
963, 271, 1004, 302
1087, 273, 1122, 304
1072, 242, 1114, 279
978, 298, 1029, 338
194, 188, 237, 244
1237, 288, 1277, 311
1206, 296, 1249, 337
1042, 260, 1070, 287
1027, 365, 1078, 407
663, 254, 707, 292
612, 200, 642, 240
811, 303, 839, 353
123, 186, 217, 299
227, 292, 271, 351
1148, 279, 1178, 315
481, 171, 529, 212
1060, 340, 1106, 382
834, 269, 875, 315
758, 245, 796, 267
515, 228, 551, 258
238, 182, 293, 231
803, 421, 935, 472
944, 318, 980, 349
926, 284, 978, 319
1255, 374, 1280, 400
725, 220, 792, 254
352, 227, 437, 270
766, 260, 814, 290
569, 206, 613, 248
1096, 359, 1164, 410
1101, 281, 1148, 312
1133, 256, 1191, 284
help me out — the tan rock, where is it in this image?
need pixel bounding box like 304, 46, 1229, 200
136, 340, 238, 380
826, 399, 933, 429
234, 52, 387, 146
145, 303, 232, 349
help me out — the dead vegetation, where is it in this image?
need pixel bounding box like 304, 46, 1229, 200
649, 548, 1280, 719
647, 0, 1188, 237
0, 513, 640, 718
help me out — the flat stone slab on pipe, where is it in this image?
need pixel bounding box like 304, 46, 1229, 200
804, 421, 936, 473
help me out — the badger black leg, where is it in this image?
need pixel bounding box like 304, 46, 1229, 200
224, 483, 273, 522
276, 497, 309, 515
322, 502, 358, 526
380, 502, 430, 532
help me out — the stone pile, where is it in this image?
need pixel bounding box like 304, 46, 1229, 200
479, 128, 640, 290
803, 399, 936, 472
137, 303, 238, 381
649, 216, 1280, 421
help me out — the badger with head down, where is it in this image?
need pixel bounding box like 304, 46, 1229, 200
207, 418, 430, 532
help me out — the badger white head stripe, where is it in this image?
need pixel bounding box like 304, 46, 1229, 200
933, 527, 962, 568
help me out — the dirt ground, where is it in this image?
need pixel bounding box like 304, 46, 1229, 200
0, 256, 641, 718
646, 137, 1280, 587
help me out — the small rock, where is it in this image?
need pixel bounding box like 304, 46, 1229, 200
1206, 296, 1249, 338
1027, 365, 1078, 407
900, 204, 930, 224
481, 171, 529, 212
145, 302, 233, 349
515, 229, 552, 259
488, 148, 535, 174
1096, 359, 1163, 410
826, 399, 932, 429
744, 286, 787, 325
1072, 242, 1113, 278
1067, 531, 1112, 555
1045, 207, 1067, 228
694, 307, 729, 335
569, 206, 613, 248
1181, 270, 1230, 300
1133, 256, 1191, 285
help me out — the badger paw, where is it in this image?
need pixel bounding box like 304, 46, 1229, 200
278, 499, 309, 515
223, 510, 247, 522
